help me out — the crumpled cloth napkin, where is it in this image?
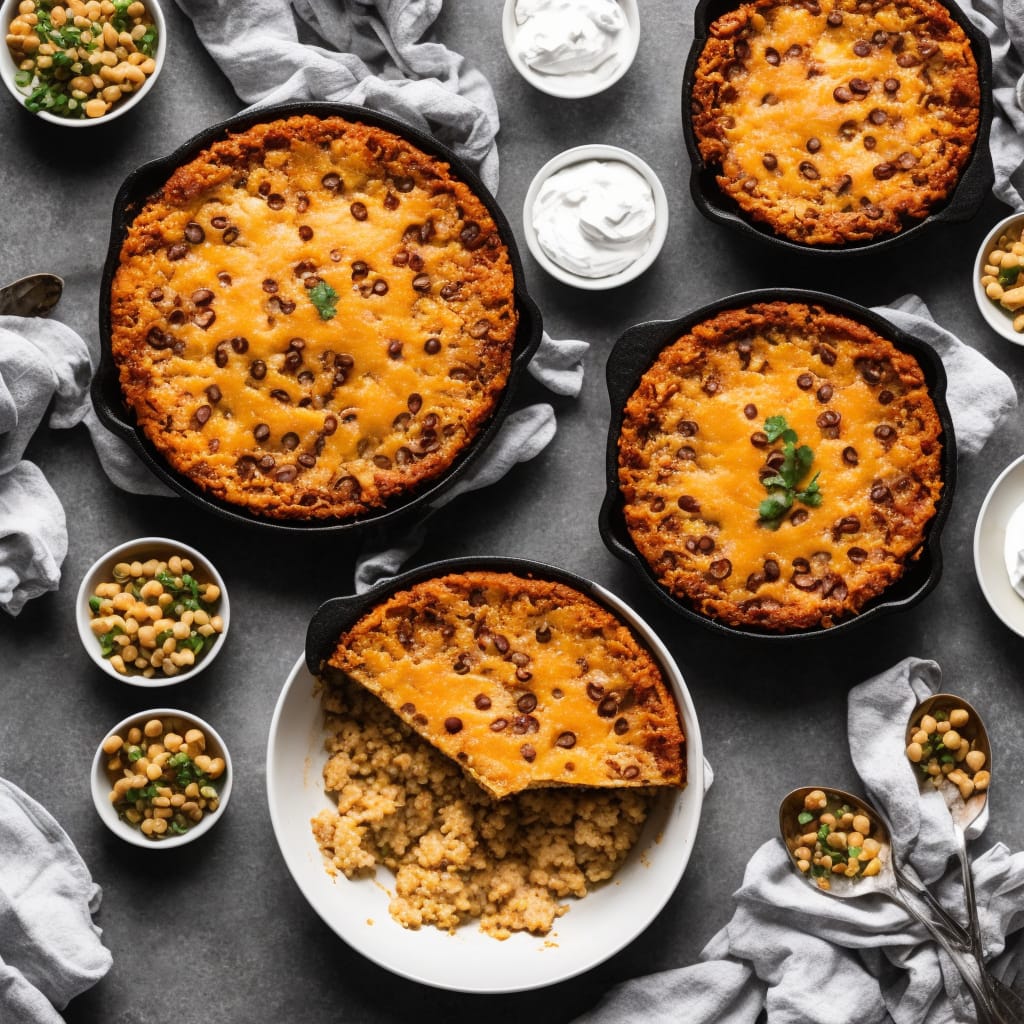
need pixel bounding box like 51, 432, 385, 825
174, 0, 501, 192
0, 317, 170, 615
0, 779, 111, 1023
576, 657, 1024, 1024
873, 295, 1017, 456
958, 0, 1024, 210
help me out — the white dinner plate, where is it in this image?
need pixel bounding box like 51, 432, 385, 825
975, 453, 1024, 638
266, 584, 704, 993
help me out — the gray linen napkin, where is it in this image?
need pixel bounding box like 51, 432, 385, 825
958, 0, 1024, 210
0, 317, 170, 615
576, 658, 1024, 1024
872, 295, 1017, 456
0, 779, 112, 1023
173, 0, 501, 192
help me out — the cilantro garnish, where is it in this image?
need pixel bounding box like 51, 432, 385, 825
98, 626, 124, 658
757, 415, 823, 528
308, 280, 339, 321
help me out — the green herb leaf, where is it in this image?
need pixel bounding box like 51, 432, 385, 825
757, 416, 824, 525
759, 492, 792, 521
98, 626, 124, 658
998, 265, 1022, 289
797, 811, 814, 825
309, 280, 339, 321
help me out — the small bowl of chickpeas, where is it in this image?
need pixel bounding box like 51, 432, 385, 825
75, 537, 229, 687
974, 212, 1024, 344
0, 0, 165, 125
91, 710, 232, 847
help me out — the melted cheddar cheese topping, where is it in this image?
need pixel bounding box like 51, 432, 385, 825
692, 0, 980, 244
328, 572, 686, 799
110, 116, 517, 519
618, 303, 944, 631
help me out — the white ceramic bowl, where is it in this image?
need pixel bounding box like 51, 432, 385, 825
523, 143, 669, 291
267, 582, 704, 993
501, 0, 640, 99
974, 454, 1024, 638
76, 536, 229, 687
91, 708, 232, 849
0, 0, 166, 126
972, 212, 1024, 344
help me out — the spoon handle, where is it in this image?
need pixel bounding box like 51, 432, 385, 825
950, 824, 1024, 1019
890, 858, 971, 949
893, 884, 1008, 1024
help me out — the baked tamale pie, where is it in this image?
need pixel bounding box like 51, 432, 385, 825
617, 301, 944, 630
690, 0, 981, 245
109, 114, 518, 520
325, 570, 686, 799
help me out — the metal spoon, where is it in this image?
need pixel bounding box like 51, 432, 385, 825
779, 786, 1007, 1024
906, 695, 1024, 1020
0, 273, 63, 317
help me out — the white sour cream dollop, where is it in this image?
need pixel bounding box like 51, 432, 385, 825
1004, 501, 1024, 598
514, 0, 627, 78
532, 159, 656, 279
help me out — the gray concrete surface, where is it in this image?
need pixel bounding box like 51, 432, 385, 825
1, 3, 1023, 1022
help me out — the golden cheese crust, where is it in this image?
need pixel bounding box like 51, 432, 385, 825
110, 115, 518, 520
691, 0, 980, 245
327, 571, 686, 799
618, 302, 944, 630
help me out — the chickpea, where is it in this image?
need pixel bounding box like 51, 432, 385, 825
102, 734, 123, 755
943, 728, 961, 749
965, 750, 986, 772
974, 770, 991, 791
83, 98, 107, 117
906, 741, 923, 763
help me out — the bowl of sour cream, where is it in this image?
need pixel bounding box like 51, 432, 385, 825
502, 0, 640, 99
523, 144, 669, 290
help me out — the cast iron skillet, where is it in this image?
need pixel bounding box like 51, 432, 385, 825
681, 0, 995, 257
93, 101, 543, 534
306, 555, 664, 674
598, 288, 957, 640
